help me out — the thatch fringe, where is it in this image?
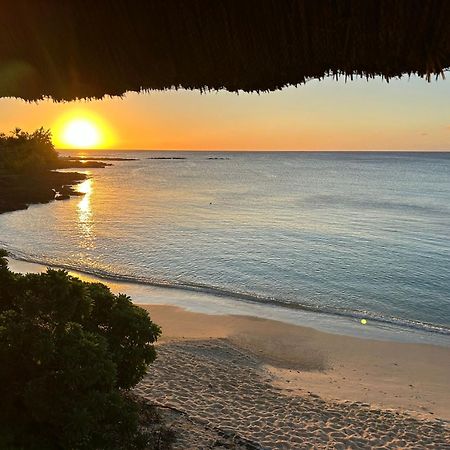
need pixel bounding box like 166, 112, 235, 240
0, 0, 449, 101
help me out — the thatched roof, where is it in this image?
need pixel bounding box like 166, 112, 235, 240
1, 1, 449, 101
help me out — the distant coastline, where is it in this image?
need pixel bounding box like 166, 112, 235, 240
0, 169, 86, 215
0, 156, 119, 215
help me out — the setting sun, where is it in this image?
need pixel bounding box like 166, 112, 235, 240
62, 119, 100, 148
52, 110, 115, 149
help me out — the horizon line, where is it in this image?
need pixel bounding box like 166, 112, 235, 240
57, 148, 450, 152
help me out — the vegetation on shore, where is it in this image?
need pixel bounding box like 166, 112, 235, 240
0, 128, 59, 173
0, 250, 173, 449
0, 128, 88, 214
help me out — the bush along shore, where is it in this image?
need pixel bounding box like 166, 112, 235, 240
0, 250, 177, 449
0, 128, 114, 214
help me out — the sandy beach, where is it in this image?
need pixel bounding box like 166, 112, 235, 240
135, 304, 450, 449
5, 259, 449, 447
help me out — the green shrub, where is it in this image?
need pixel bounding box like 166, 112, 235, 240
0, 128, 59, 173
0, 250, 162, 449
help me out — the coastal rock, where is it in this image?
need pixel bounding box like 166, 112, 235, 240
55, 193, 70, 201
53, 159, 111, 169
0, 170, 87, 214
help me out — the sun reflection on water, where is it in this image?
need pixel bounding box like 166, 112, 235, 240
76, 179, 94, 249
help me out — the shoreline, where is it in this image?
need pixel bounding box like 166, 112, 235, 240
5, 256, 450, 348
0, 156, 117, 215
4, 258, 450, 421
0, 169, 86, 214
4, 258, 450, 446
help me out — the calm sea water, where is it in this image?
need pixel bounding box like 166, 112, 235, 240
1, 151, 449, 339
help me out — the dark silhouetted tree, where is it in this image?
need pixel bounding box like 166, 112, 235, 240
0, 127, 58, 173
0, 251, 162, 449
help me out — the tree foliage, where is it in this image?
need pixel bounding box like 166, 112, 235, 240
0, 251, 161, 449
0, 128, 59, 173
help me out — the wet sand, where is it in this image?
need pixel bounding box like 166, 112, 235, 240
135, 304, 450, 449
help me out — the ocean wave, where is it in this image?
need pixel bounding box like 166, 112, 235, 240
5, 248, 450, 338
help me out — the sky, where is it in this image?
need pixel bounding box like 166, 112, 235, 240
0, 75, 449, 151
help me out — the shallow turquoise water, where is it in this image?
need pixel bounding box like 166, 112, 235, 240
1, 151, 449, 338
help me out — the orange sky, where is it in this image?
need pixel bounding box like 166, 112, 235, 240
0, 76, 449, 150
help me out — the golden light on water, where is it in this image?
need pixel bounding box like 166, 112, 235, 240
53, 110, 115, 149
77, 179, 94, 248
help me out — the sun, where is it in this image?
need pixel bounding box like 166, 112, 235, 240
62, 119, 101, 148
53, 110, 115, 149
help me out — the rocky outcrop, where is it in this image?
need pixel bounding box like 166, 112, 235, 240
0, 170, 87, 214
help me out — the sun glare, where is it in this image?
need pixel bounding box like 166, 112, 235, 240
53, 110, 114, 149
62, 119, 100, 148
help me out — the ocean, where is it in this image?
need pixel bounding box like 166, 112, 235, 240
1, 151, 449, 345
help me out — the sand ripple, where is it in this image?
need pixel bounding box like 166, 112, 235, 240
135, 339, 449, 449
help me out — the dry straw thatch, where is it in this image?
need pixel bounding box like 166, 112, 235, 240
0, 0, 449, 101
